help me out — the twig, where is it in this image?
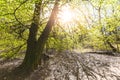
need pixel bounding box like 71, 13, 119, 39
13, 0, 29, 26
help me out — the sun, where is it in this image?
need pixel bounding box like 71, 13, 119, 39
58, 4, 75, 24
60, 7, 73, 23
57, 4, 79, 32
57, 4, 90, 32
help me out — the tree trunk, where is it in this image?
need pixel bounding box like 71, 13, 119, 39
34, 0, 60, 66
106, 40, 117, 52
19, 1, 42, 72
19, 0, 60, 72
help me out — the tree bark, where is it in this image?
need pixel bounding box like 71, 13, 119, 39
19, 1, 42, 71
34, 0, 60, 66
106, 40, 117, 52
19, 0, 60, 72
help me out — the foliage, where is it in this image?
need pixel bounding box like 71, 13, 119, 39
0, 0, 120, 59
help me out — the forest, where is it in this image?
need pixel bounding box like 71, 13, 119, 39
0, 0, 120, 80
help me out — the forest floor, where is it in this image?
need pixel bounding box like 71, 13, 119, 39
0, 50, 120, 80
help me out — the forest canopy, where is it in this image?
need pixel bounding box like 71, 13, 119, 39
0, 0, 120, 59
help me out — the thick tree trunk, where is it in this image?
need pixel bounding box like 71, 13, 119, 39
19, 0, 60, 72
19, 1, 42, 71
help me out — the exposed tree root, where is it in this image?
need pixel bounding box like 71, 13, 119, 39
0, 51, 120, 80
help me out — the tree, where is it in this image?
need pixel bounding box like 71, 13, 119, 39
17, 0, 60, 72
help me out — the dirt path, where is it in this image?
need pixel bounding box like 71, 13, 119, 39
0, 51, 120, 80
